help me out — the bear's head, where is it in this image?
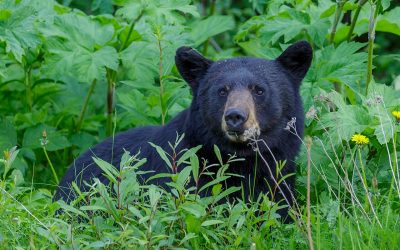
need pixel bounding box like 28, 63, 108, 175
175, 41, 312, 155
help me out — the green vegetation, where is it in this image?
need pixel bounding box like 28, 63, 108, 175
0, 0, 399, 248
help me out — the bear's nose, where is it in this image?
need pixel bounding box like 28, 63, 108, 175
224, 108, 248, 132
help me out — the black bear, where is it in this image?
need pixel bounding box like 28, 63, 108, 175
54, 41, 312, 220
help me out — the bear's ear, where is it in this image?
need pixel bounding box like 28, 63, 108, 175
175, 46, 213, 89
276, 41, 313, 80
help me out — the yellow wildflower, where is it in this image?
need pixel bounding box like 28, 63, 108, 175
351, 134, 369, 145
392, 111, 400, 122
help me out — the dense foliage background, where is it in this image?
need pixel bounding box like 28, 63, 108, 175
0, 0, 399, 248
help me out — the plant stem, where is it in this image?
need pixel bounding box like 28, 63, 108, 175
366, 2, 379, 95
25, 66, 33, 112
104, 11, 144, 136
330, 0, 346, 44
306, 136, 314, 250
76, 79, 97, 132
43, 147, 59, 184
155, 27, 166, 125
388, 130, 399, 200
121, 21, 136, 52
357, 147, 369, 209
346, 0, 368, 42
202, 0, 216, 56
330, 0, 346, 93
106, 70, 115, 136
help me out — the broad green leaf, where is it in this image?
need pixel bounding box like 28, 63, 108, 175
115, 2, 146, 20
190, 15, 235, 46
115, 0, 198, 25
354, 6, 400, 36
308, 42, 367, 93
43, 13, 115, 48
373, 111, 394, 145
120, 41, 158, 84
0, 2, 41, 62
0, 118, 17, 152
235, 15, 266, 42
366, 84, 400, 144
22, 124, 70, 151
318, 104, 371, 142
261, 8, 329, 46
41, 13, 116, 81
75, 46, 118, 82
238, 40, 281, 59
376, 7, 400, 36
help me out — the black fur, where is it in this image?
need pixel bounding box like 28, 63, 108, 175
54, 41, 313, 221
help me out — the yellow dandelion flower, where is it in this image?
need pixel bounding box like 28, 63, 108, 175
351, 134, 369, 145
392, 111, 400, 122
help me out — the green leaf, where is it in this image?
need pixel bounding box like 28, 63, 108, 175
376, 7, 400, 36
115, 0, 198, 25
190, 15, 235, 46
238, 40, 281, 59
176, 145, 202, 167
0, 3, 41, 62
185, 214, 201, 233
120, 41, 158, 84
190, 154, 199, 183
92, 157, 119, 184
75, 46, 118, 82
307, 42, 367, 93
41, 13, 116, 81
148, 185, 162, 208
317, 92, 371, 142
115, 2, 146, 20
179, 232, 197, 245
201, 219, 224, 227
181, 203, 206, 218
149, 142, 172, 169
198, 176, 230, 193
212, 183, 222, 196
213, 145, 223, 166
22, 124, 70, 151
261, 8, 330, 46
0, 118, 17, 152
367, 84, 400, 144
176, 166, 192, 187
0, 9, 12, 21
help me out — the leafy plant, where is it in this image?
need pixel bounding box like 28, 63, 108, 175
0, 0, 399, 248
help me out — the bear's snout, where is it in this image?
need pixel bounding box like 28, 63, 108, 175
221, 90, 260, 142
224, 108, 248, 133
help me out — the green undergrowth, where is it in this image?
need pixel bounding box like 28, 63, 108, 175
1, 0, 400, 249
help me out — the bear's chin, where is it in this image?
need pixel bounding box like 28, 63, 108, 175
224, 126, 261, 143
225, 132, 249, 143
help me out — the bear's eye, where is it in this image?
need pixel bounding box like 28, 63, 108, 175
218, 88, 228, 97
254, 86, 265, 96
